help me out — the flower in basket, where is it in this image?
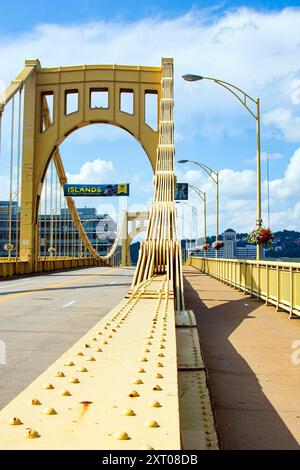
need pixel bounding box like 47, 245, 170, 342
247, 228, 273, 247
212, 240, 225, 250
200, 243, 210, 251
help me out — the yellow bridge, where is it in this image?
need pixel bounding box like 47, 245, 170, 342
0, 58, 299, 450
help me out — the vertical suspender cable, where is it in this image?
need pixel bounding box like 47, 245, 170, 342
55, 172, 58, 256
44, 172, 47, 257
15, 89, 22, 258
59, 184, 62, 257
50, 160, 53, 256
8, 97, 15, 259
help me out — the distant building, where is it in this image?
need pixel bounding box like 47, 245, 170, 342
223, 228, 237, 259
0, 202, 117, 257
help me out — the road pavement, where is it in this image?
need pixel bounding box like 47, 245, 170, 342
0, 266, 134, 409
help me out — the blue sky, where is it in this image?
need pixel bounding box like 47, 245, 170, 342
1, 0, 299, 31
1, 1, 300, 237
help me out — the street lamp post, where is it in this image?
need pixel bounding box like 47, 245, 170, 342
188, 184, 207, 258
178, 159, 219, 258
182, 73, 262, 260
176, 201, 198, 260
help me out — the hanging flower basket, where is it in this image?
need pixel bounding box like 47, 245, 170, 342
247, 228, 273, 247
212, 240, 224, 250
201, 243, 210, 251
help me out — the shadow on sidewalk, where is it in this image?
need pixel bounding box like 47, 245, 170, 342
183, 268, 300, 450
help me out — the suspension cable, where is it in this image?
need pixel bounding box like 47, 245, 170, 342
8, 97, 15, 259
15, 89, 22, 259
44, 171, 47, 257
49, 160, 53, 256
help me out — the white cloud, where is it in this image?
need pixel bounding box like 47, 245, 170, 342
176, 146, 300, 233
1, 7, 300, 140
66, 159, 116, 184
268, 147, 300, 199
263, 107, 300, 142
244, 151, 283, 164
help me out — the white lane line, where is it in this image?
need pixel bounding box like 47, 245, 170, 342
62, 301, 76, 309
0, 280, 36, 290
109, 281, 115, 285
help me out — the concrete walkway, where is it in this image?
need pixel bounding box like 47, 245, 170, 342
183, 266, 300, 450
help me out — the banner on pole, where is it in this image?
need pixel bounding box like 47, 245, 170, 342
175, 183, 188, 200
64, 184, 130, 197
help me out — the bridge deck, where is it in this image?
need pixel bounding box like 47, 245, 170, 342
184, 266, 300, 450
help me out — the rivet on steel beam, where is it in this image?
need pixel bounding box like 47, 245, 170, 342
140, 445, 155, 450
146, 341, 152, 346
148, 400, 161, 408
157, 353, 165, 358
55, 371, 65, 378
106, 335, 113, 339
86, 356, 96, 362
147, 335, 153, 339
59, 390, 71, 396
153, 385, 162, 391
160, 338, 166, 342
43, 383, 54, 390
91, 337, 97, 342
101, 341, 108, 345
132, 378, 143, 385
155, 373, 163, 379
143, 349, 150, 353
94, 348, 102, 353
85, 344, 91, 348
69, 377, 80, 384
98, 332, 103, 335
129, 390, 140, 398
43, 407, 57, 415
113, 431, 130, 440
9, 417, 23, 426
160, 345, 165, 349
25, 428, 40, 439
64, 361, 75, 367
78, 367, 88, 373
156, 362, 164, 368
112, 329, 117, 333
140, 357, 148, 362
145, 420, 160, 428
76, 352, 84, 356
121, 409, 136, 416
137, 368, 145, 373
29, 399, 41, 406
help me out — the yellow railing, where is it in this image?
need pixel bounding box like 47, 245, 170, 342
188, 257, 300, 318
0, 257, 100, 278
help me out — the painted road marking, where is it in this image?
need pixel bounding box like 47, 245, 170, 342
0, 280, 36, 290
110, 281, 115, 285
62, 301, 76, 309
0, 275, 99, 303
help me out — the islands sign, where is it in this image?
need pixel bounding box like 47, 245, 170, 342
64, 184, 129, 197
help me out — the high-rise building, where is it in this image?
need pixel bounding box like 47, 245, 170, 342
223, 228, 237, 259
0, 202, 117, 257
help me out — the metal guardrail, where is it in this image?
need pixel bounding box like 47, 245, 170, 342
188, 257, 300, 318
0, 257, 101, 278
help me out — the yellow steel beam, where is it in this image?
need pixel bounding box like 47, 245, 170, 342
0, 276, 180, 450
0, 60, 40, 109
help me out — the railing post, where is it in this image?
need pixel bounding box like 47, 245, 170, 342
289, 266, 294, 319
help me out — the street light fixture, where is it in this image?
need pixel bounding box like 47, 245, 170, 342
178, 159, 219, 258
182, 73, 262, 260
188, 184, 207, 258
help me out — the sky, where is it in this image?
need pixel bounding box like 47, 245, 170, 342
1, 1, 300, 238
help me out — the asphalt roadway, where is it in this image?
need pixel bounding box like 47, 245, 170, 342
0, 266, 134, 410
